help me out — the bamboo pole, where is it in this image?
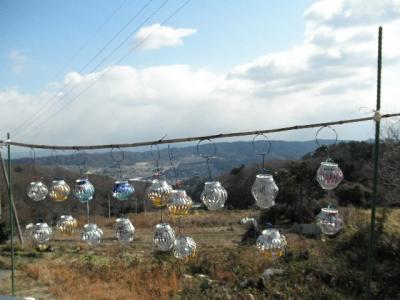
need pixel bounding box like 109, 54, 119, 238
0, 148, 24, 245
7, 133, 16, 296
2, 113, 400, 151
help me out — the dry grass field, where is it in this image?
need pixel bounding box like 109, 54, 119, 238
0, 208, 399, 299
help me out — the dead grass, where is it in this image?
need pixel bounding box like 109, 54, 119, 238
1, 208, 399, 299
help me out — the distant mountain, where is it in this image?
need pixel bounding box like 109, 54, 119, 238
13, 140, 337, 179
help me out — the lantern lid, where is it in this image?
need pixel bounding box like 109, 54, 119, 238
321, 207, 339, 215
204, 181, 221, 186
255, 173, 274, 180
321, 160, 339, 167
52, 178, 65, 184
115, 180, 129, 185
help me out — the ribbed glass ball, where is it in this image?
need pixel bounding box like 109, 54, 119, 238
26, 222, 52, 245
153, 223, 175, 252
49, 178, 70, 202
200, 181, 228, 211
251, 174, 279, 209
81, 223, 103, 245
167, 189, 193, 216
56, 215, 78, 235
147, 179, 173, 208
256, 228, 287, 257
173, 236, 197, 261
316, 207, 344, 235
112, 181, 134, 201
74, 178, 95, 203
317, 160, 344, 190
115, 217, 135, 244
27, 181, 48, 202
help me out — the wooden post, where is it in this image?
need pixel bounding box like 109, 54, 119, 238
0, 149, 24, 245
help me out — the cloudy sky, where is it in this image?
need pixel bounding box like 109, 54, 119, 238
0, 0, 399, 149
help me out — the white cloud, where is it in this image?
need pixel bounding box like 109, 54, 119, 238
134, 23, 196, 50
8, 49, 28, 74
2, 0, 400, 147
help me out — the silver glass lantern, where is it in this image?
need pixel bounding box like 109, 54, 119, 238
167, 189, 193, 216
316, 207, 344, 235
173, 236, 197, 261
27, 181, 48, 202
147, 178, 173, 208
74, 178, 95, 203
256, 228, 287, 258
56, 215, 78, 235
317, 160, 344, 190
251, 174, 279, 209
200, 181, 228, 211
115, 217, 135, 244
112, 180, 135, 201
49, 178, 70, 202
81, 223, 103, 245
26, 222, 52, 246
153, 223, 175, 251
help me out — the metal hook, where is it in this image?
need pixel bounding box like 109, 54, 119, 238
111, 147, 125, 163
72, 149, 88, 177
197, 139, 217, 181
252, 133, 272, 172
252, 133, 272, 156
315, 126, 339, 158
150, 143, 161, 177
167, 145, 179, 187
111, 147, 125, 179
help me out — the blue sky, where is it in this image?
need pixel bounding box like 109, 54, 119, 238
0, 0, 400, 147
0, 0, 312, 92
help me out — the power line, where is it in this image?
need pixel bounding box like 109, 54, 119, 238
15, 0, 191, 140
11, 0, 154, 137
3, 113, 398, 150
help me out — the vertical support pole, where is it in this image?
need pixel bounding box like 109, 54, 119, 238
108, 194, 111, 220
7, 133, 15, 296
366, 26, 382, 299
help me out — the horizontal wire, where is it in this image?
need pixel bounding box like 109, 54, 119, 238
2, 112, 399, 150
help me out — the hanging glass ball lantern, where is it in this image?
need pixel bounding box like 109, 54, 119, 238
147, 178, 173, 208
56, 215, 78, 235
200, 181, 228, 211
173, 236, 197, 261
167, 189, 193, 216
27, 181, 48, 202
316, 207, 344, 235
256, 228, 287, 257
153, 223, 175, 252
115, 217, 135, 244
112, 180, 134, 201
81, 223, 103, 245
74, 178, 95, 203
251, 174, 279, 209
49, 178, 70, 202
317, 160, 344, 190
26, 222, 53, 247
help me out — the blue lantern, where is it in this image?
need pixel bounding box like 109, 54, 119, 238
112, 180, 134, 201
74, 178, 95, 203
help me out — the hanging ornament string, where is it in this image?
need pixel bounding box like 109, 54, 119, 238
111, 147, 127, 218
167, 145, 179, 188
30, 147, 37, 180
315, 125, 339, 160
315, 125, 340, 203
52, 148, 60, 178
72, 148, 88, 178
111, 147, 125, 180
150, 143, 161, 179
252, 133, 272, 174
197, 139, 217, 181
